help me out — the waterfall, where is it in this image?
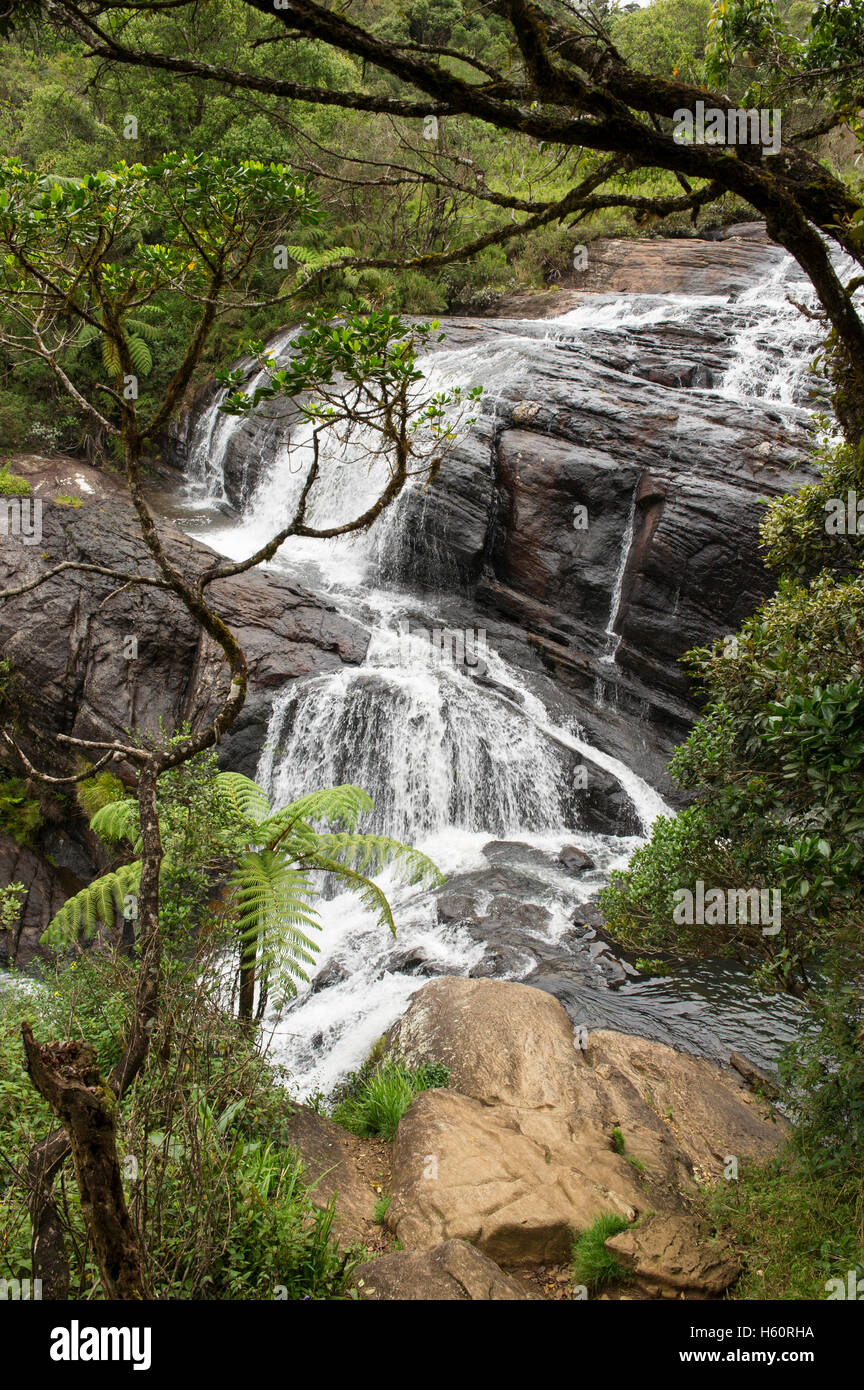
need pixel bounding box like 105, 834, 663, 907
176, 257, 814, 1095
600, 482, 639, 664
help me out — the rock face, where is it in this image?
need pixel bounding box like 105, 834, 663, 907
351, 1239, 541, 1301
0, 835, 79, 968
0, 459, 368, 958
382, 977, 784, 1270
0, 457, 368, 782
172, 230, 816, 787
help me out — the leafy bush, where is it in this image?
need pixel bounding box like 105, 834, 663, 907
0, 948, 354, 1300
0, 463, 31, 495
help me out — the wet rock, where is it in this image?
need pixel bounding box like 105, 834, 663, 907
0, 834, 87, 968
389, 946, 449, 977
309, 960, 350, 994
558, 844, 596, 874
436, 891, 481, 925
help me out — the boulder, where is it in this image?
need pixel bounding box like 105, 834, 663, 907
387, 1087, 645, 1263
351, 1239, 542, 1301
605, 1212, 742, 1299
383, 978, 786, 1268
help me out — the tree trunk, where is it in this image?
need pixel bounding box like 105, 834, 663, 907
21, 1023, 148, 1300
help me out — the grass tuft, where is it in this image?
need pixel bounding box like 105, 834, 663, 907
331, 1059, 449, 1141
570, 1211, 631, 1294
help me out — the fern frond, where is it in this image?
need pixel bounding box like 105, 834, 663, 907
304, 832, 443, 888
127, 335, 153, 377
124, 317, 164, 342
76, 772, 127, 820
227, 849, 321, 993
215, 771, 272, 824
90, 797, 141, 849
102, 336, 122, 377
43, 861, 142, 949
303, 853, 399, 938
261, 784, 374, 839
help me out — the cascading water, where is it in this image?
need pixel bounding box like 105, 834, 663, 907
179, 247, 820, 1096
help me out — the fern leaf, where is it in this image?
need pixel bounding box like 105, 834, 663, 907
102, 336, 122, 377
215, 771, 272, 824
44, 861, 142, 949
261, 784, 374, 838
305, 832, 443, 888
90, 798, 141, 848
127, 335, 152, 377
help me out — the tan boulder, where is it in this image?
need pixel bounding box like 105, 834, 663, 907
585, 1029, 786, 1180
388, 1088, 645, 1263
351, 1239, 542, 1301
385, 974, 581, 1110
605, 1212, 742, 1298
383, 978, 786, 1269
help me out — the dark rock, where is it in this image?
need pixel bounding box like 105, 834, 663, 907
436, 891, 481, 925
558, 844, 596, 874
0, 459, 369, 784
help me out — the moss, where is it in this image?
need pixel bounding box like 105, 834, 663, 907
55, 493, 84, 508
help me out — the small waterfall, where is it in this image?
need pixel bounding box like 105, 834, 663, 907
718, 259, 819, 404
600, 483, 639, 664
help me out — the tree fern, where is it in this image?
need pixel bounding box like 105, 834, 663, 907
228, 849, 321, 1005
45, 763, 444, 1021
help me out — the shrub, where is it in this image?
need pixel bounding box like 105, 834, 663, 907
0, 463, 31, 496
0, 947, 355, 1300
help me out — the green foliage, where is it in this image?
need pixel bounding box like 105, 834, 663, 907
705, 1150, 864, 1299
0, 772, 42, 846
0, 462, 30, 495
778, 984, 864, 1172
0, 150, 322, 449
570, 1212, 632, 1294
0, 948, 354, 1299
761, 436, 864, 579
0, 881, 25, 932
75, 771, 128, 820
332, 1059, 450, 1140
600, 564, 864, 992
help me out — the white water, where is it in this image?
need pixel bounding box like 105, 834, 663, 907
179, 248, 822, 1093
